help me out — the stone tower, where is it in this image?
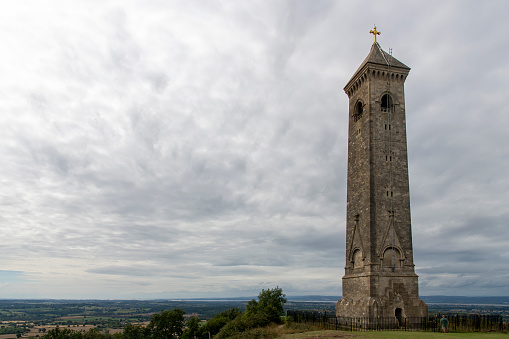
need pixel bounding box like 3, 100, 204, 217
335, 39, 427, 319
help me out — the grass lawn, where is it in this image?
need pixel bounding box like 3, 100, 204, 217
356, 331, 509, 339
280, 330, 509, 338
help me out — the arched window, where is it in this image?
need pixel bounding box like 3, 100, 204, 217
352, 249, 363, 268
381, 94, 393, 111
354, 101, 363, 122
382, 247, 401, 268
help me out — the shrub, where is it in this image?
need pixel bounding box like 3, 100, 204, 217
215, 313, 272, 339
200, 307, 243, 337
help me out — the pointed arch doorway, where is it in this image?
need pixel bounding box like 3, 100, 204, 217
395, 308, 403, 326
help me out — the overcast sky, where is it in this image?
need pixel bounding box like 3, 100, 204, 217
1, 0, 508, 299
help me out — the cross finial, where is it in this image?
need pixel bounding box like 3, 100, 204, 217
370, 25, 381, 43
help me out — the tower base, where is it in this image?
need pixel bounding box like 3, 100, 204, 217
336, 274, 428, 319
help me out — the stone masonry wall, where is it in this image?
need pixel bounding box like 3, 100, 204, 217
337, 53, 427, 319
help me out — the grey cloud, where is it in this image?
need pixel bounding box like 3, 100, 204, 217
1, 1, 508, 298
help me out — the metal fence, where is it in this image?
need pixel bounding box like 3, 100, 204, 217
286, 310, 504, 332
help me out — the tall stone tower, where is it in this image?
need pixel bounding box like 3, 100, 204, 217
336, 32, 427, 320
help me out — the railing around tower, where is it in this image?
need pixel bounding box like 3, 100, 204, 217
286, 310, 504, 332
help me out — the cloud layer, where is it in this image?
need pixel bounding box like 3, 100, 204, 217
1, 0, 508, 298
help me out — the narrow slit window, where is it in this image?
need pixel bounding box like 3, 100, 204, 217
354, 101, 363, 122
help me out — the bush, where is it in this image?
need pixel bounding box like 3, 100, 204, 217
212, 287, 287, 338
215, 316, 253, 339
215, 310, 276, 338
200, 307, 243, 337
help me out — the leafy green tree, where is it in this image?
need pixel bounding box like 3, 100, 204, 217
123, 323, 146, 339
215, 287, 287, 339
146, 308, 185, 339
245, 286, 286, 323
83, 328, 106, 338
182, 316, 200, 339
216, 308, 242, 321
41, 327, 122, 339
200, 316, 227, 337
41, 326, 84, 338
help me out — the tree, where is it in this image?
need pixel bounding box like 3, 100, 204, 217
182, 316, 200, 339
216, 308, 242, 321
146, 308, 185, 339
82, 328, 105, 338
215, 287, 287, 339
41, 326, 83, 338
123, 323, 146, 339
245, 286, 287, 323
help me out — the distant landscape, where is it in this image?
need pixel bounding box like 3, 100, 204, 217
1, 295, 508, 338
2, 295, 509, 322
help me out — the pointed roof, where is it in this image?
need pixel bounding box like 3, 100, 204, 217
346, 42, 410, 87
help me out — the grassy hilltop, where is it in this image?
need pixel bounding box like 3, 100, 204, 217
281, 330, 508, 338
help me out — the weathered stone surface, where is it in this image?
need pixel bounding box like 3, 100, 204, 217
336, 42, 427, 319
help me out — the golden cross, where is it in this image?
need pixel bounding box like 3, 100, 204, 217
370, 26, 381, 43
